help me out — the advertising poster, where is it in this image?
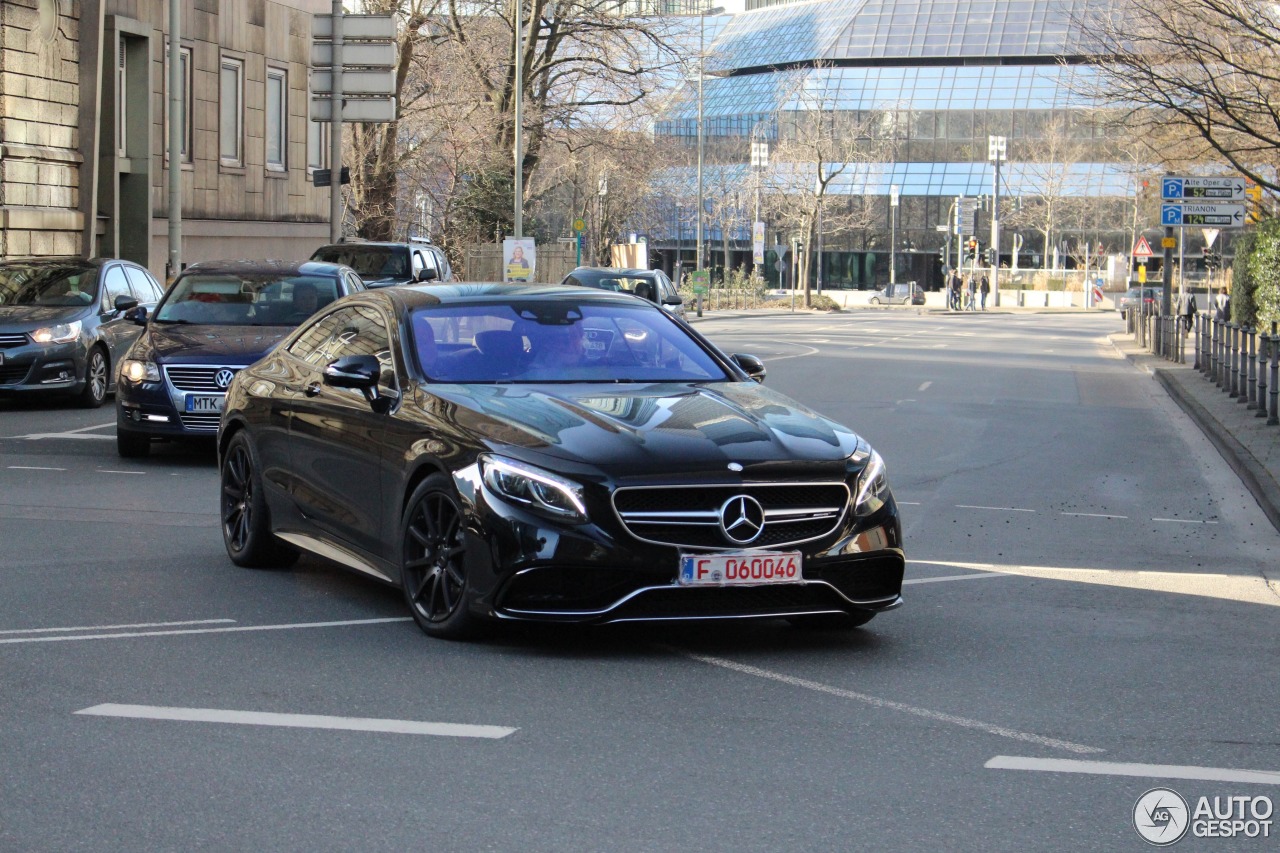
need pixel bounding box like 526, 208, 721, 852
503, 237, 536, 282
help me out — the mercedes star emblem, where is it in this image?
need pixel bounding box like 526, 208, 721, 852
719, 494, 765, 545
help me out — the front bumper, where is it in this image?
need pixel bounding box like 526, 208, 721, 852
0, 339, 86, 394
116, 366, 232, 438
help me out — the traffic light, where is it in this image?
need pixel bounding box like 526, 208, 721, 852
985, 247, 996, 266
966, 238, 978, 261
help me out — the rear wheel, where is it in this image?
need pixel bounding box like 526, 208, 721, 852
116, 429, 151, 458
400, 475, 483, 640
220, 431, 298, 568
787, 611, 876, 631
78, 347, 108, 408
869, 297, 881, 305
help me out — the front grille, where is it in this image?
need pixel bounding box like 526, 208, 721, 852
165, 365, 238, 392
606, 583, 849, 621
0, 363, 32, 385
179, 412, 221, 432
613, 483, 848, 550
0, 333, 28, 348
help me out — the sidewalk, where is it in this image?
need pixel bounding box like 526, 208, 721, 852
1109, 333, 1280, 537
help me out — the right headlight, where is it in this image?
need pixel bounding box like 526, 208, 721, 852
120, 358, 160, 383
852, 445, 888, 512
480, 455, 587, 523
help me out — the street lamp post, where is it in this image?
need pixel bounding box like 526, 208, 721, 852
988, 135, 1006, 306
751, 127, 768, 282
889, 184, 900, 287
695, 4, 724, 277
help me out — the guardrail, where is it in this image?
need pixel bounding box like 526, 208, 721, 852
1156, 313, 1280, 427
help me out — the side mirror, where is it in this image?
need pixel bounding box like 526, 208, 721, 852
323, 354, 381, 391
114, 295, 139, 313
416, 268, 439, 283
663, 295, 684, 307
731, 353, 767, 383
125, 305, 148, 326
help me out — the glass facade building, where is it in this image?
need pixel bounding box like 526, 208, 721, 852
651, 0, 1133, 290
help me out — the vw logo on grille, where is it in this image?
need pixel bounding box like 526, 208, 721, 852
719, 494, 765, 545
214, 368, 236, 390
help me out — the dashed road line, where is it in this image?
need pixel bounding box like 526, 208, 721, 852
956, 505, 1037, 513
7, 465, 66, 471
0, 617, 413, 645
665, 648, 1103, 755
96, 469, 147, 475
1153, 518, 1219, 525
986, 755, 1280, 785
0, 619, 235, 636
76, 703, 518, 740
918, 381, 932, 391
1061, 512, 1128, 519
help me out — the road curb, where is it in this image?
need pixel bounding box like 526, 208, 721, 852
1152, 367, 1280, 540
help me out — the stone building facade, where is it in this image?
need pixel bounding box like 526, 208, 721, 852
0, 0, 330, 278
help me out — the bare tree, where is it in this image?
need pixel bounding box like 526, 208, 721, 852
1078, 0, 1280, 192
1002, 114, 1098, 269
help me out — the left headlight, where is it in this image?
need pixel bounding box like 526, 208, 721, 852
852, 445, 888, 512
31, 320, 82, 344
120, 358, 160, 383
481, 455, 587, 523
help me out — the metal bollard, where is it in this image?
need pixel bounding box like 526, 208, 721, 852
1270, 328, 1280, 426
1228, 324, 1239, 396
1212, 318, 1221, 384
1239, 326, 1251, 403
1194, 314, 1204, 372
1259, 333, 1270, 418
1246, 327, 1258, 408
1217, 318, 1226, 387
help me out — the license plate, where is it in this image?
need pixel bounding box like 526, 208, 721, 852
185, 394, 225, 413
678, 550, 802, 586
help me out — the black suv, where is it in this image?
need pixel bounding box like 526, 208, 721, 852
311, 238, 452, 288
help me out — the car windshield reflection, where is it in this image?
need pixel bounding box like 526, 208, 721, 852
0, 264, 99, 307
411, 302, 727, 383
154, 274, 340, 325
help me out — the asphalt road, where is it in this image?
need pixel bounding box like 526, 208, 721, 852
1, 311, 1277, 852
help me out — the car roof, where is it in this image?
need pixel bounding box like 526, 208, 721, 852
567, 267, 658, 277
181, 259, 347, 277
0, 257, 110, 270
376, 282, 652, 310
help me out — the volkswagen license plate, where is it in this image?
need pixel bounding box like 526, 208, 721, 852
185, 394, 225, 413
678, 550, 802, 586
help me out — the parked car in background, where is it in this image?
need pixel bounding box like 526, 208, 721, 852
561, 266, 686, 320
114, 259, 365, 457
0, 257, 164, 407
1118, 286, 1162, 319
868, 283, 925, 306
311, 238, 452, 288
217, 283, 903, 640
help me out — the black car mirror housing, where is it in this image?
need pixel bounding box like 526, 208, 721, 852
114, 295, 139, 313
417, 268, 438, 283
324, 354, 396, 412
124, 305, 148, 326
731, 353, 767, 383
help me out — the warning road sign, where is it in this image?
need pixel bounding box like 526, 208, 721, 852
1132, 236, 1154, 258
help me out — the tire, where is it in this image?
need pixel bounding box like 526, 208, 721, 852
787, 611, 876, 631
869, 297, 881, 305
220, 430, 298, 568
400, 474, 484, 640
78, 347, 108, 408
117, 429, 151, 459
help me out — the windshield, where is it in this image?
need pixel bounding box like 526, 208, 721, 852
0, 264, 98, 307
312, 246, 408, 279
154, 273, 339, 325
411, 301, 728, 384
572, 271, 658, 296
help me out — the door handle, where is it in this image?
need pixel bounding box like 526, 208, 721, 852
304, 382, 322, 397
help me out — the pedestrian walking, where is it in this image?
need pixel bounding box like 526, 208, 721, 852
979, 274, 990, 311
948, 271, 961, 310
1214, 286, 1231, 322
1178, 291, 1197, 333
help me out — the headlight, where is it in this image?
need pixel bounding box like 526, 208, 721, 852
121, 358, 160, 383
481, 455, 587, 522
31, 320, 82, 344
853, 447, 888, 511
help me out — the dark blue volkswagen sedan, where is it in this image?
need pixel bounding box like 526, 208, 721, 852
115, 259, 364, 457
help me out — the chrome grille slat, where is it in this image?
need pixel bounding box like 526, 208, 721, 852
165, 365, 238, 392
178, 412, 221, 432
0, 332, 29, 348
612, 483, 849, 550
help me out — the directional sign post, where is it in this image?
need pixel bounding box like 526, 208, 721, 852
1161, 176, 1247, 201
1160, 203, 1246, 227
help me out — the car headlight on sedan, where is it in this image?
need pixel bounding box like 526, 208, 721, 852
481, 455, 587, 522
31, 320, 82, 344
120, 358, 160, 383
851, 443, 888, 512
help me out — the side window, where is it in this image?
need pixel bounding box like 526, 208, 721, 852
288, 309, 347, 367
289, 306, 395, 390
124, 266, 163, 303
410, 251, 424, 276
434, 248, 451, 280
345, 272, 364, 293
101, 266, 132, 310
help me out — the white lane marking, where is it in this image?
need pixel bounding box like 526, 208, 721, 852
65, 422, 116, 434
16, 433, 114, 441
956, 505, 1037, 513
1153, 518, 1219, 525
986, 756, 1280, 786
7, 465, 66, 471
667, 649, 1103, 755
0, 619, 235, 636
918, 381, 932, 391
0, 617, 412, 645
896, 501, 921, 505
1061, 512, 1128, 519
76, 704, 517, 740
96, 469, 146, 475
903, 573, 1007, 585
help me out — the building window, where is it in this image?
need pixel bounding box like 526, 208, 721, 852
165, 45, 193, 163
220, 57, 244, 165
266, 67, 287, 171
117, 39, 127, 158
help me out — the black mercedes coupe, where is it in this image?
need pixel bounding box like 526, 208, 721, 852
218, 284, 904, 640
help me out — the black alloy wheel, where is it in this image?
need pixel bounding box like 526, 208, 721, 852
220, 431, 298, 568
400, 475, 481, 639
787, 611, 876, 631
79, 347, 108, 408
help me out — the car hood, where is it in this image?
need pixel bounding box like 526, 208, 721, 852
426, 381, 862, 478
144, 324, 292, 364
0, 304, 88, 329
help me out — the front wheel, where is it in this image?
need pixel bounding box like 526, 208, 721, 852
787, 611, 876, 631
78, 347, 108, 408
220, 431, 298, 568
400, 475, 484, 640
869, 297, 881, 305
